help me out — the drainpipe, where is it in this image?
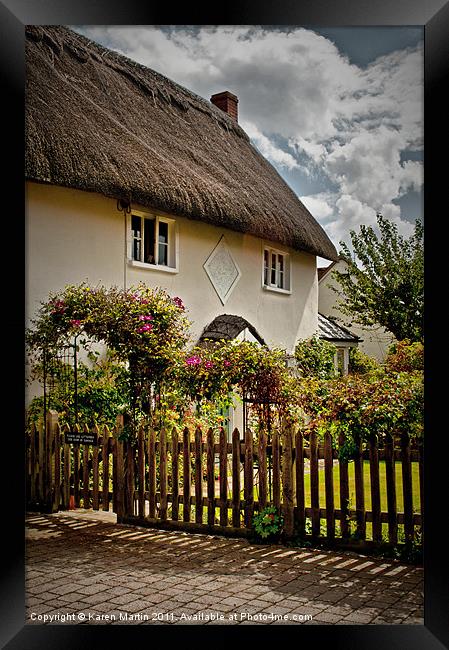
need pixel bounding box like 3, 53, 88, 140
116, 198, 131, 290
124, 211, 127, 290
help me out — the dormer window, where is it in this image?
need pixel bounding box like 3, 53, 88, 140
263, 246, 291, 293
128, 210, 178, 272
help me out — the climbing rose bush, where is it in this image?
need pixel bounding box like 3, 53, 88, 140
26, 282, 190, 383
176, 339, 294, 429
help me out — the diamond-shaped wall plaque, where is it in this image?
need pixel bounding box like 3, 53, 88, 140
203, 236, 241, 305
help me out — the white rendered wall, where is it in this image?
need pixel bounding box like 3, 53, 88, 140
26, 182, 320, 352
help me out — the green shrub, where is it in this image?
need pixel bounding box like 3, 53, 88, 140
348, 347, 379, 374
295, 336, 336, 379
385, 339, 424, 373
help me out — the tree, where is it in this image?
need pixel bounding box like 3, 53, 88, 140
332, 214, 423, 342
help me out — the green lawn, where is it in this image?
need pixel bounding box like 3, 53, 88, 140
251, 461, 420, 513
164, 460, 422, 540
251, 460, 421, 541
301, 460, 421, 514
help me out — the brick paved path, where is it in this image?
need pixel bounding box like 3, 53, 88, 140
25, 512, 423, 626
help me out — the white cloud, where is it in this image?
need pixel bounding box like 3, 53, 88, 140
300, 193, 334, 220
76, 26, 423, 252
242, 121, 299, 171
325, 126, 415, 209
289, 136, 327, 165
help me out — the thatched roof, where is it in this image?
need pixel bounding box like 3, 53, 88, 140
25, 26, 338, 261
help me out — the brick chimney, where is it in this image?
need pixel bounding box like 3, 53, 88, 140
210, 91, 238, 122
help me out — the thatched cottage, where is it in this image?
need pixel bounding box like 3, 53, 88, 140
25, 25, 338, 356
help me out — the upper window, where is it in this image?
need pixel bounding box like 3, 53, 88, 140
263, 247, 291, 292
129, 212, 177, 271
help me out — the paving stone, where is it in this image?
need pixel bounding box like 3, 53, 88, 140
108, 593, 140, 606
318, 589, 348, 603
257, 592, 286, 603
344, 611, 378, 623
25, 512, 424, 626
260, 605, 293, 617
77, 584, 111, 596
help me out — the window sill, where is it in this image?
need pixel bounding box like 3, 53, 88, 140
263, 284, 291, 295
128, 260, 179, 274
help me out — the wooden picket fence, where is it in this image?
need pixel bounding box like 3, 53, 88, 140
26, 412, 116, 514
26, 412, 423, 549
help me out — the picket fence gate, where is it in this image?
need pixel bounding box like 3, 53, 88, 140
26, 412, 423, 549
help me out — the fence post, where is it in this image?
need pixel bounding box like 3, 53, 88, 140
324, 431, 335, 542
102, 426, 111, 512
30, 423, 37, 504
281, 421, 294, 539
338, 431, 350, 538
172, 428, 179, 522
160, 428, 168, 520
61, 425, 71, 511
195, 427, 203, 524
232, 428, 241, 528
272, 430, 280, 510
369, 433, 382, 543
115, 417, 125, 521
53, 421, 61, 513
219, 427, 228, 527
92, 424, 100, 511
183, 427, 191, 522
126, 438, 135, 516
384, 432, 397, 544
73, 424, 81, 508
45, 410, 58, 513
258, 425, 267, 512
401, 432, 414, 541
295, 430, 305, 538
310, 429, 320, 539
418, 437, 424, 536
82, 424, 90, 509
26, 426, 31, 504
137, 425, 145, 518
206, 428, 215, 526
354, 436, 366, 540
148, 428, 156, 519
244, 428, 254, 528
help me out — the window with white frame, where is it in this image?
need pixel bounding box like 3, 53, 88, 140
263, 247, 290, 291
129, 212, 177, 269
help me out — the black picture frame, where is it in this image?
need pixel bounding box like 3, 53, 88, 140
2, 1, 447, 648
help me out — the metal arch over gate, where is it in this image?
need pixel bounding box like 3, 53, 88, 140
42, 338, 79, 430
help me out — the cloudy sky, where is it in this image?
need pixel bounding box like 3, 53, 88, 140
74, 25, 423, 265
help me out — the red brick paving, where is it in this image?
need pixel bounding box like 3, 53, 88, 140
25, 512, 424, 626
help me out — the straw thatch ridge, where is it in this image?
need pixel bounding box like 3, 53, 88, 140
25, 25, 338, 261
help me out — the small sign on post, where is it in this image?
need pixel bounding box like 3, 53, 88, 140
65, 430, 98, 445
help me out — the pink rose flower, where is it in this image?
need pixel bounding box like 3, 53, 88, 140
186, 355, 201, 366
